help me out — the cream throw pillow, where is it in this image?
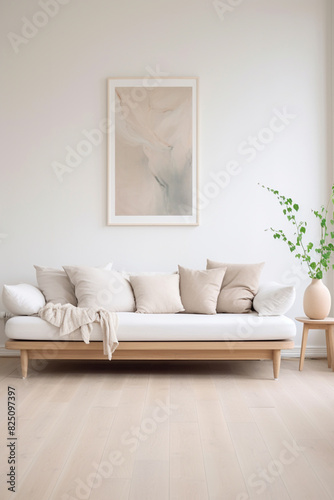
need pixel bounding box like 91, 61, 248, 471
253, 282, 295, 316
178, 265, 226, 314
63, 266, 135, 312
207, 260, 264, 313
130, 274, 184, 314
34, 266, 77, 306
2, 284, 46, 315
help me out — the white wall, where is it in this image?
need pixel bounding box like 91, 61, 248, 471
0, 0, 331, 351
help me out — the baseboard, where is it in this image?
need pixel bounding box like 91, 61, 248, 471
0, 347, 19, 357
0, 346, 328, 359
282, 346, 327, 359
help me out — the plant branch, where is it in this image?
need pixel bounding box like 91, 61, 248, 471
260, 183, 334, 279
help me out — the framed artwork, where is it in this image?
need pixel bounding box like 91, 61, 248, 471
107, 77, 198, 225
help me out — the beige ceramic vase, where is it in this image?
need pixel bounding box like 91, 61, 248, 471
303, 279, 331, 320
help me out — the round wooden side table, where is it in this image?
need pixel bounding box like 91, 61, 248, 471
296, 317, 334, 371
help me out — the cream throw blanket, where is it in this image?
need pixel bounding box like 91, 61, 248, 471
38, 303, 119, 360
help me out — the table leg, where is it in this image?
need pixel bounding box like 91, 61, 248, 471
299, 325, 309, 371
328, 325, 334, 371
326, 329, 332, 368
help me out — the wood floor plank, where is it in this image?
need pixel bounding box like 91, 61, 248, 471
282, 373, 334, 448
268, 382, 322, 441
118, 381, 148, 406
190, 373, 220, 401
92, 372, 126, 408
170, 477, 209, 500
128, 459, 169, 500
17, 373, 105, 498
251, 407, 332, 500
3, 378, 71, 485
135, 407, 170, 462
145, 373, 170, 406
15, 402, 67, 480
214, 376, 254, 423
295, 366, 334, 403
228, 421, 290, 499
91, 373, 149, 480
235, 377, 277, 409
170, 421, 208, 499
0, 357, 21, 381
196, 399, 248, 499
89, 478, 131, 500
49, 406, 116, 499
133, 373, 172, 461
298, 438, 334, 499
170, 374, 197, 423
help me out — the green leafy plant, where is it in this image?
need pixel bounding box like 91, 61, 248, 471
260, 184, 334, 279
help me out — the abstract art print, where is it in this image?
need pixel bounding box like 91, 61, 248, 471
107, 77, 198, 225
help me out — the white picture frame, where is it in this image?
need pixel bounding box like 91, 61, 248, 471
107, 77, 198, 226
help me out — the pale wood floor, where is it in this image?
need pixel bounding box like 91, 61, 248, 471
1, 357, 334, 500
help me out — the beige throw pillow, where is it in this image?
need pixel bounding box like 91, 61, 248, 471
34, 266, 77, 306
178, 265, 226, 314
130, 274, 184, 314
207, 259, 264, 313
63, 266, 135, 312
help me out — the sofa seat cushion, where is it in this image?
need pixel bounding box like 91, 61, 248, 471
5, 313, 296, 342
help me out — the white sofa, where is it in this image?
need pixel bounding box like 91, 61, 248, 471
5, 312, 295, 379
3, 262, 297, 379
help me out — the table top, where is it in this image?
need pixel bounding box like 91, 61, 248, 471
296, 317, 334, 325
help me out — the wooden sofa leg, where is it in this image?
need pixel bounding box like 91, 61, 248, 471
21, 350, 28, 379
273, 350, 281, 380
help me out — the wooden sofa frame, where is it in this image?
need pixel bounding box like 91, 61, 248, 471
5, 339, 294, 379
